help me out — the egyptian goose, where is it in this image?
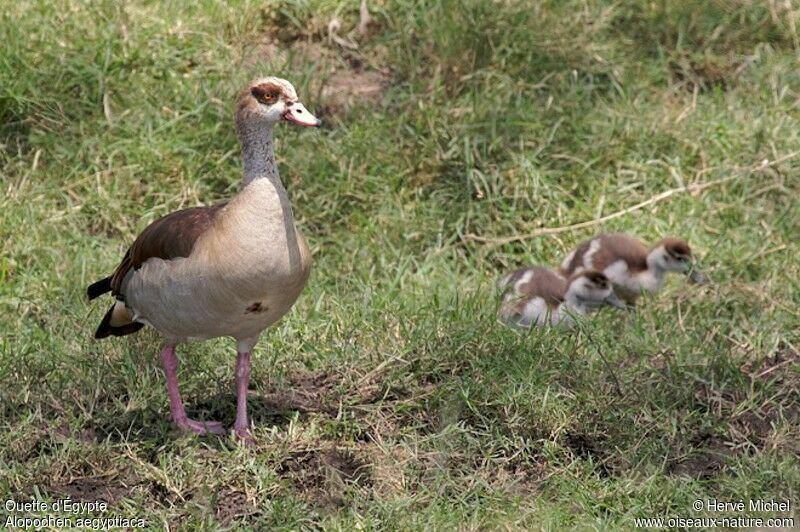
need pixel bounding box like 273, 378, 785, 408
87, 77, 320, 442
498, 267, 623, 328
559, 233, 705, 306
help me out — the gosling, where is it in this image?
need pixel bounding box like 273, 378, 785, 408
560, 233, 705, 306
499, 267, 624, 329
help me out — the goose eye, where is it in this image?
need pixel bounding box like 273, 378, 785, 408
251, 85, 282, 105
253, 90, 279, 105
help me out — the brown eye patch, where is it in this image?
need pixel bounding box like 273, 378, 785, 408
663, 238, 691, 258
584, 271, 609, 287
251, 82, 283, 105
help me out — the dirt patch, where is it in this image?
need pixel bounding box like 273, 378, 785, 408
729, 402, 800, 450
244, 40, 319, 67
54, 423, 98, 444
244, 32, 389, 118
172, 369, 347, 430
739, 342, 800, 385
318, 68, 387, 117
256, 388, 334, 416
259, 368, 396, 416
729, 342, 800, 451
358, 443, 411, 499
668, 53, 745, 92
563, 432, 612, 477
488, 459, 547, 497
214, 488, 259, 524
50, 477, 134, 505
676, 355, 800, 478
146, 481, 183, 506
259, 370, 342, 416
667, 441, 732, 478
666, 430, 734, 479
278, 445, 372, 509
259, 5, 331, 45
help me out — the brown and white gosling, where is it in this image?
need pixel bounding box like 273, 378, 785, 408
498, 267, 624, 329
559, 233, 705, 306
86, 77, 321, 443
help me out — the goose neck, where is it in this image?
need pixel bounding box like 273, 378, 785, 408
237, 120, 280, 185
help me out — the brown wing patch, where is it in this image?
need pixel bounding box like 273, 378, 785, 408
591, 233, 648, 272
498, 268, 529, 293
511, 266, 567, 310
531, 267, 568, 308
109, 202, 228, 296
562, 240, 592, 274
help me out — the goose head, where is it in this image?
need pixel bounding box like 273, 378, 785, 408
567, 270, 625, 311
236, 77, 321, 128
650, 237, 705, 283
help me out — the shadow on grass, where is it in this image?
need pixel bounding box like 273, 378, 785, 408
92, 390, 337, 446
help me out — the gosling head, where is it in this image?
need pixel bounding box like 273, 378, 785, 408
650, 237, 705, 284
567, 270, 625, 312
236, 77, 321, 128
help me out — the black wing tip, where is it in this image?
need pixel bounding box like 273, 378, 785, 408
93, 305, 145, 339
87, 277, 113, 300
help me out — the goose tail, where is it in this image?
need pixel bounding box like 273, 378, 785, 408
94, 301, 144, 339
87, 276, 112, 300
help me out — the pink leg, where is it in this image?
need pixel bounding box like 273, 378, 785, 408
233, 351, 254, 444
160, 345, 225, 435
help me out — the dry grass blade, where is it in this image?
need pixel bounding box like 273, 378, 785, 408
466, 151, 800, 245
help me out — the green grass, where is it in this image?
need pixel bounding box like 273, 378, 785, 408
2, 0, 799, 529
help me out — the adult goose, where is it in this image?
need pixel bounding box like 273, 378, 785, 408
498, 267, 623, 329
87, 77, 320, 442
559, 233, 705, 306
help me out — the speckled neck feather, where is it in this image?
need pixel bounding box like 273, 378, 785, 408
236, 119, 280, 185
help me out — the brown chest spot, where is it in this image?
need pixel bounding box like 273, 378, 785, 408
245, 302, 268, 314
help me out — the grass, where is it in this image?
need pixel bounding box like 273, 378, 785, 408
1, 0, 799, 529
